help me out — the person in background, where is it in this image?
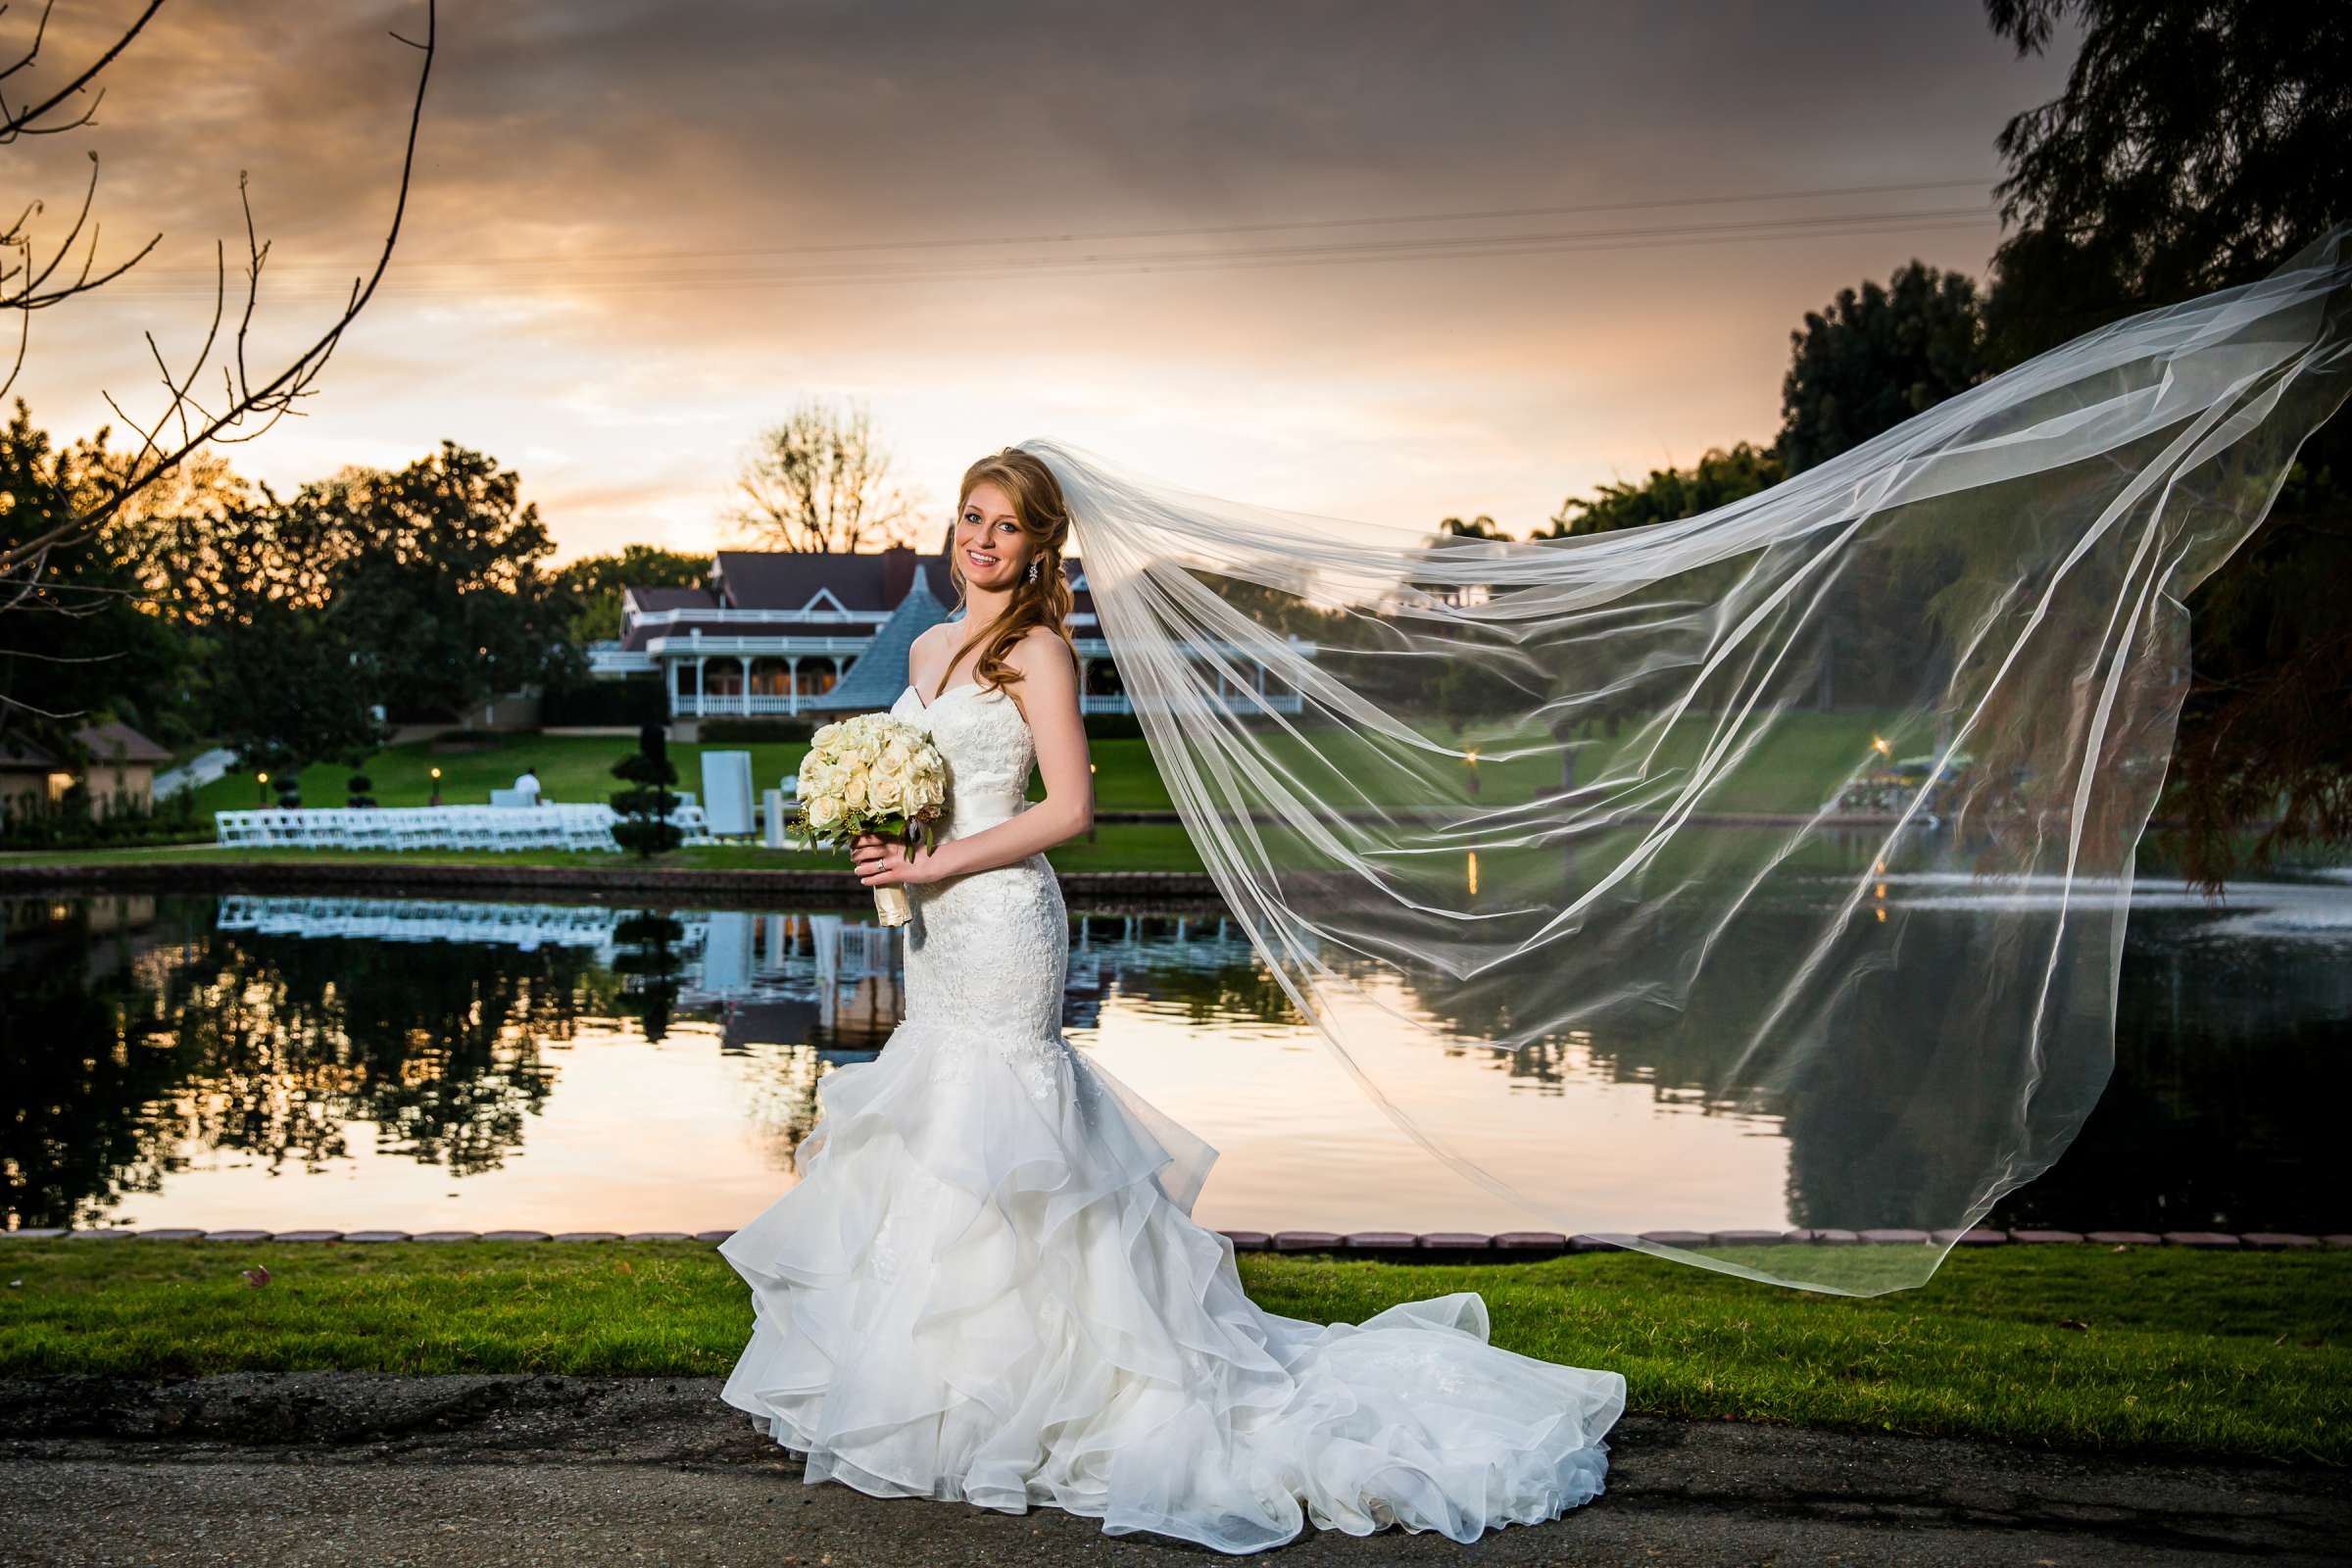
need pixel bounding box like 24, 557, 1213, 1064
514, 764, 543, 805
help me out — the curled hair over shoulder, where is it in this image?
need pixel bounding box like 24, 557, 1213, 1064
939, 446, 1076, 696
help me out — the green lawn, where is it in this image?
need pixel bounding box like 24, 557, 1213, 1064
181, 734, 1185, 817
191, 734, 813, 817
0, 1241, 2339, 1465
37, 720, 2337, 882
183, 710, 1911, 821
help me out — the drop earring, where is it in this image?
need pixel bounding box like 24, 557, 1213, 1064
1026, 558, 1040, 584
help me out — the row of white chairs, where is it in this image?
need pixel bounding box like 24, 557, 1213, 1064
214, 803, 710, 853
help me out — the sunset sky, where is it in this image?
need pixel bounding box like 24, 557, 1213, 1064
9, 1, 2075, 564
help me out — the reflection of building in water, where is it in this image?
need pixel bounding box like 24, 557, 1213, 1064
807, 916, 906, 1049
216, 896, 627, 956
4, 890, 170, 990
208, 898, 918, 1053
198, 900, 1286, 1049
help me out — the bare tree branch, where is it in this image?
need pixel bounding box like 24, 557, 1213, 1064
0, 0, 167, 139
0, 0, 438, 596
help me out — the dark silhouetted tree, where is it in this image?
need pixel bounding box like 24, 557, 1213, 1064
1777, 263, 1984, 474
1984, 0, 2352, 885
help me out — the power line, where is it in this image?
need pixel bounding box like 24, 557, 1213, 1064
96, 202, 1997, 300
118, 175, 1998, 278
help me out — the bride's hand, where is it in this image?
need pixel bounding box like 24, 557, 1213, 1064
852, 837, 936, 888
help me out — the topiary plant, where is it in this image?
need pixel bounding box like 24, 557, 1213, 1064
610, 720, 684, 858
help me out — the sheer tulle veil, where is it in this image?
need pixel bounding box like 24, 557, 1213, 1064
1026, 227, 2352, 1295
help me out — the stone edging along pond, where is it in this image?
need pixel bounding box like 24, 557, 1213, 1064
8, 1227, 2346, 1259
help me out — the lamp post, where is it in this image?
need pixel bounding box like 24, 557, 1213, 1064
255, 770, 269, 805
429, 765, 442, 808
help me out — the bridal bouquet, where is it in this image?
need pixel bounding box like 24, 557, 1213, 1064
797, 712, 949, 927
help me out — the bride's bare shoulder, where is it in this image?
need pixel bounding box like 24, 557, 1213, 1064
1006, 625, 1077, 680
906, 621, 950, 680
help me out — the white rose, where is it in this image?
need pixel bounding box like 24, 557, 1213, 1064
868, 772, 903, 810
843, 768, 869, 809
806, 795, 842, 829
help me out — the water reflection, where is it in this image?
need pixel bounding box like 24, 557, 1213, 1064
1, 875, 2344, 1235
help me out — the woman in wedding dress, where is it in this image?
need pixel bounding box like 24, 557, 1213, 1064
717, 447, 1627, 1554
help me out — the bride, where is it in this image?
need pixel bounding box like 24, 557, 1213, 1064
716, 447, 1628, 1553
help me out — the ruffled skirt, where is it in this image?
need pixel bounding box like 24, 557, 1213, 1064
717, 1019, 1625, 1554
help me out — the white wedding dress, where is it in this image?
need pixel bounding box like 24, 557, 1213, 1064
718, 679, 1626, 1553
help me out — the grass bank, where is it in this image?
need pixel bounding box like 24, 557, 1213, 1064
182, 732, 1188, 817
0, 1241, 2340, 1465
183, 710, 1910, 821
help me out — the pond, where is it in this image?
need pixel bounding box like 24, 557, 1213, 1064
3, 870, 2345, 1237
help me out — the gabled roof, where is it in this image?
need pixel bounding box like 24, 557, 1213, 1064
806, 565, 955, 711
711, 550, 949, 612
625, 586, 716, 612
0, 719, 172, 769
618, 548, 1093, 653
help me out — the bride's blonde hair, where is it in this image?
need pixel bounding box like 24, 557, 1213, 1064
940, 447, 1076, 696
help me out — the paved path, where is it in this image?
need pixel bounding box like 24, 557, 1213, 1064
0, 1374, 2342, 1566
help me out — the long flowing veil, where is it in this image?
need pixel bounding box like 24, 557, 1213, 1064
1031, 227, 2352, 1295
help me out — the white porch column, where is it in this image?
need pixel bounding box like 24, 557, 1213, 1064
743, 660, 754, 717
787, 656, 803, 717
693, 656, 707, 718
666, 659, 680, 717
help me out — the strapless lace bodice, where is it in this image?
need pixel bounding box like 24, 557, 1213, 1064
887, 682, 1033, 838
886, 680, 1068, 1053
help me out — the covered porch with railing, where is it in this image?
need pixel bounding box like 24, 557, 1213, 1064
658, 634, 1311, 718
665, 644, 856, 718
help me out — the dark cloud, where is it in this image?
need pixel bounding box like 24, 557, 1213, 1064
4, 1, 2073, 557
